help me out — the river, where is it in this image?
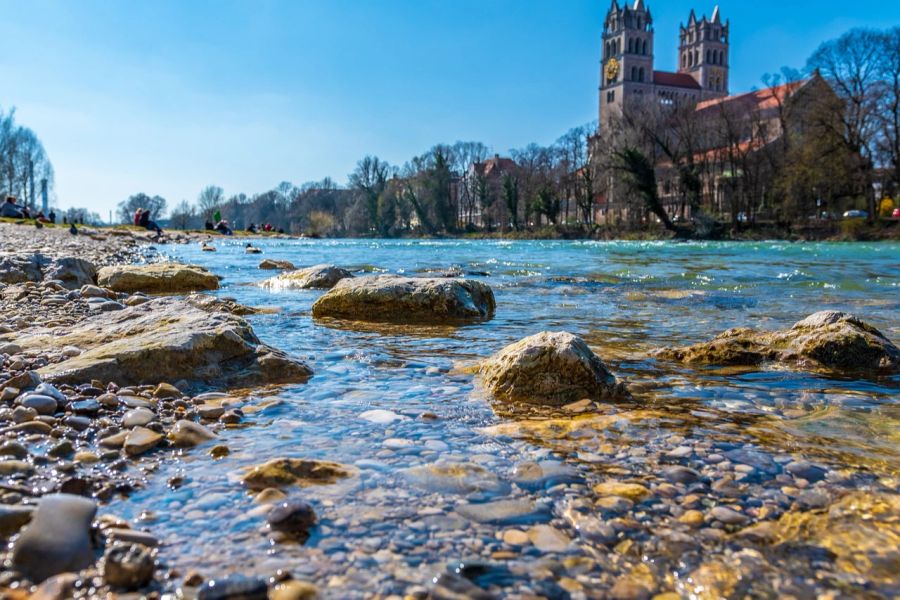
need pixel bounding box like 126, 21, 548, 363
111, 239, 900, 598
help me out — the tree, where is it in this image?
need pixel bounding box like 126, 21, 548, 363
349, 156, 390, 233
196, 185, 225, 220
0, 107, 54, 209
807, 28, 887, 219
117, 193, 167, 224
501, 173, 520, 231
170, 199, 195, 230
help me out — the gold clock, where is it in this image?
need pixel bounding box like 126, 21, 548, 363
605, 58, 620, 82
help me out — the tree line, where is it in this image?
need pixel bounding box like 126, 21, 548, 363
0, 107, 54, 210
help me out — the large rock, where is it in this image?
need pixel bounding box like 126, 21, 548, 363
11, 494, 97, 583
12, 297, 311, 391
44, 257, 97, 289
0, 253, 45, 284
656, 311, 900, 373
97, 263, 219, 294
261, 264, 353, 290
311, 275, 495, 323
480, 332, 628, 405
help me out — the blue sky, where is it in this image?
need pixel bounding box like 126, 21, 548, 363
1, 0, 897, 218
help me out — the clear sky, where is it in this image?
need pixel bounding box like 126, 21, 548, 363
1, 0, 898, 219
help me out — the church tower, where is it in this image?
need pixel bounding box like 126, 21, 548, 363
600, 0, 655, 126
678, 6, 729, 97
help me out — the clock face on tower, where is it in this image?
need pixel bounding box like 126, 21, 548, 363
605, 58, 619, 82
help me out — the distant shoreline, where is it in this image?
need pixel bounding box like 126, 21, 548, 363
3, 217, 898, 243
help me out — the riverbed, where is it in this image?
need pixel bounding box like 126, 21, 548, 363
113, 238, 900, 598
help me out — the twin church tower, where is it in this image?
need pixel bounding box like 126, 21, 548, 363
600, 1, 730, 125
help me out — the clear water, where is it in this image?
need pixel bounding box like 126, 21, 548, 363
112, 239, 900, 597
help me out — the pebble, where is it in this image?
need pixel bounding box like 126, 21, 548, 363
267, 499, 317, 538
359, 409, 407, 424
123, 407, 156, 428
661, 465, 700, 484
269, 580, 318, 600
455, 499, 550, 525
0, 504, 35, 536
709, 505, 749, 525
17, 394, 57, 415
11, 493, 97, 583
102, 543, 155, 589
124, 426, 163, 456
197, 574, 269, 600
526, 524, 572, 552
167, 419, 217, 447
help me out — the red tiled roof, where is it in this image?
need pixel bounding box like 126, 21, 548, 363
653, 71, 701, 90
695, 80, 807, 114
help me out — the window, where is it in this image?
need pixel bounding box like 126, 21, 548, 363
628, 38, 633, 54
682, 54, 687, 68
642, 40, 648, 55
631, 66, 637, 81
639, 67, 645, 82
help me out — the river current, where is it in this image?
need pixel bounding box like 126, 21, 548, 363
112, 239, 900, 598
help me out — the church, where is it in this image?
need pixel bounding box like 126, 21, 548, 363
599, 1, 730, 126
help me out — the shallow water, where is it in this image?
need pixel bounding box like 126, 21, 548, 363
115, 239, 900, 597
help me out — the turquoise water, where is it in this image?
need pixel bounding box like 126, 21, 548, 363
115, 239, 900, 597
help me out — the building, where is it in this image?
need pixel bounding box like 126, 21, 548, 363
457, 154, 518, 229
600, 1, 730, 127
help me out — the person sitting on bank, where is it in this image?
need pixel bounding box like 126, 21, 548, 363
138, 207, 163, 235
1, 196, 29, 219
133, 208, 143, 227
246, 223, 257, 234
215, 220, 233, 235
205, 220, 215, 231
48, 210, 56, 224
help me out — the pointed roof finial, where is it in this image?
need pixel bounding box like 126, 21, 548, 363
633, 0, 645, 11
711, 5, 720, 22
688, 9, 697, 25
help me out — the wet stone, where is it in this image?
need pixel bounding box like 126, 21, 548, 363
709, 505, 749, 525
123, 407, 155, 428
785, 461, 827, 483
661, 465, 700, 484
11, 493, 97, 583
197, 574, 269, 600
267, 499, 317, 539
0, 504, 35, 537
17, 394, 57, 415
70, 399, 101, 415
102, 543, 155, 590
455, 499, 551, 525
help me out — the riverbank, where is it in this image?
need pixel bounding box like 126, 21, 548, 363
1, 223, 898, 599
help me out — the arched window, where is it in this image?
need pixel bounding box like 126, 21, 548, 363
642, 40, 648, 55
639, 67, 645, 82
628, 38, 634, 54
682, 54, 687, 68
631, 66, 637, 81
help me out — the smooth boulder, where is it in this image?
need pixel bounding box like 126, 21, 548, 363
261, 264, 352, 290
11, 494, 97, 583
311, 275, 495, 323
480, 331, 628, 405
656, 311, 900, 373
97, 263, 219, 294
13, 297, 311, 391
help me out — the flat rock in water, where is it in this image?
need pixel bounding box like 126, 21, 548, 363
12, 297, 311, 391
455, 499, 551, 525
241, 458, 357, 490
258, 259, 296, 270
97, 263, 219, 294
655, 311, 900, 374
359, 409, 407, 424
261, 264, 352, 290
480, 331, 628, 405
11, 494, 97, 583
401, 462, 510, 495
311, 275, 495, 323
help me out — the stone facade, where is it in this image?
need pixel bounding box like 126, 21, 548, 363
600, 1, 730, 127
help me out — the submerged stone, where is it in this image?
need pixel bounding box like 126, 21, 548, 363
455, 499, 551, 525
311, 275, 495, 323
241, 458, 357, 490
167, 420, 217, 447
401, 462, 510, 495
480, 332, 628, 405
